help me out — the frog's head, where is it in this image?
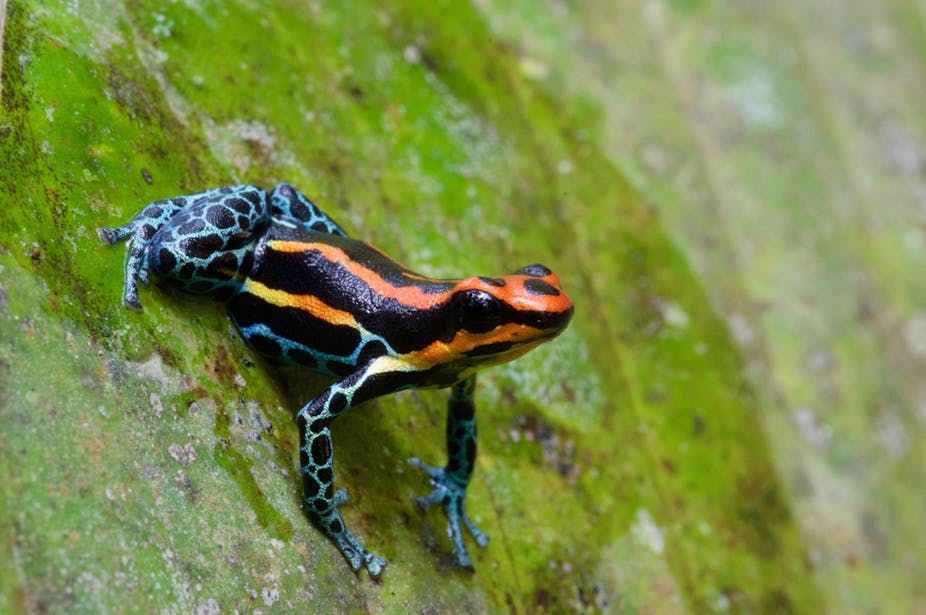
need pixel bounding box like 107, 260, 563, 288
440, 263, 574, 369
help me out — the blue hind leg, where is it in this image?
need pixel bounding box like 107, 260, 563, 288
99, 183, 346, 310
98, 185, 270, 309
269, 183, 347, 237
98, 194, 189, 310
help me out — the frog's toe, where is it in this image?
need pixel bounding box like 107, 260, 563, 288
97, 227, 117, 244
408, 457, 444, 488
332, 531, 387, 577
364, 551, 388, 577
446, 509, 482, 571
122, 296, 143, 312
121, 281, 144, 311
97, 224, 135, 245
413, 488, 444, 512
463, 511, 489, 548
407, 458, 445, 511
453, 549, 475, 571
332, 487, 350, 506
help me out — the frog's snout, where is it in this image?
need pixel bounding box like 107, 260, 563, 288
515, 263, 567, 294
513, 263, 574, 333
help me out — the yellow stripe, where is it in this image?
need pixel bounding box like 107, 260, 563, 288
244, 279, 359, 328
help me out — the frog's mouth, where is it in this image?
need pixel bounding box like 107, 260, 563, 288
503, 303, 574, 338
538, 304, 574, 333
470, 337, 554, 367
460, 313, 573, 362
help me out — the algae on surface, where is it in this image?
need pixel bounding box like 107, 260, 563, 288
1, 1, 921, 613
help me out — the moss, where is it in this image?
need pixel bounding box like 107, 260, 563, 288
7, 0, 919, 612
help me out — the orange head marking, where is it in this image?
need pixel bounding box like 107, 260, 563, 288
439, 263, 574, 365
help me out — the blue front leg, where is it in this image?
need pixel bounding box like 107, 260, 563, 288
296, 358, 422, 576
409, 376, 488, 570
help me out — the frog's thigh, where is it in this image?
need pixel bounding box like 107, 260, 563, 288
269, 183, 347, 237
145, 185, 270, 289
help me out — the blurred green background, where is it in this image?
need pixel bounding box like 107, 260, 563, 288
1, 1, 923, 612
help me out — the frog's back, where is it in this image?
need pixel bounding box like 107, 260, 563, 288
229, 222, 456, 377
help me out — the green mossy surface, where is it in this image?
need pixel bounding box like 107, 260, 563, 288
1, 1, 922, 613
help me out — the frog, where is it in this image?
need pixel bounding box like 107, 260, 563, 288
98, 182, 574, 576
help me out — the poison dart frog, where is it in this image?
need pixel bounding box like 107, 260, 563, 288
99, 183, 574, 576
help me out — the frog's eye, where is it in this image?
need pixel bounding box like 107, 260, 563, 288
454, 289, 502, 333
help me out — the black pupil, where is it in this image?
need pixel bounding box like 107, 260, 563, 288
456, 290, 501, 333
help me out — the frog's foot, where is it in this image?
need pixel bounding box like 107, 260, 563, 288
98, 222, 156, 311
307, 488, 387, 577
408, 458, 488, 570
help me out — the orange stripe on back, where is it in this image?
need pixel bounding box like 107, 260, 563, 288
268, 240, 457, 309
267, 239, 574, 318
